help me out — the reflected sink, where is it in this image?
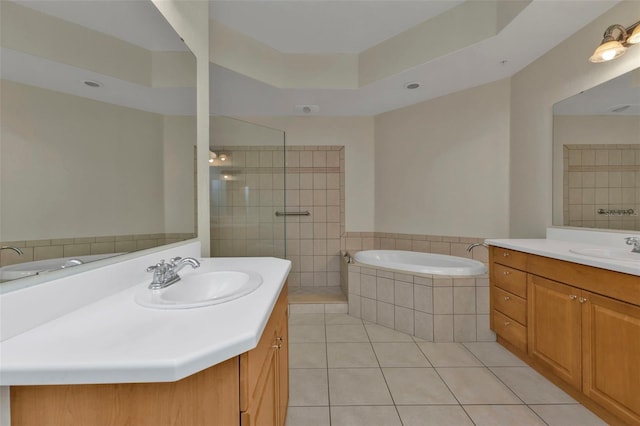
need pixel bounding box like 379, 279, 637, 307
0, 253, 122, 281
135, 270, 263, 309
569, 247, 640, 262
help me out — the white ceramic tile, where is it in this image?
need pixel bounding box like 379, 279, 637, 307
324, 303, 348, 314
377, 277, 394, 303
289, 369, 329, 406
328, 368, 393, 405
433, 314, 454, 342
394, 306, 414, 335
463, 405, 546, 426
289, 325, 326, 343
433, 287, 453, 314
364, 323, 414, 342
326, 324, 369, 342
453, 287, 476, 314
286, 406, 330, 426
348, 295, 361, 318
417, 342, 482, 367
382, 367, 458, 405
330, 406, 401, 426
394, 281, 414, 308
361, 274, 377, 298
289, 313, 326, 325
454, 314, 476, 342
462, 342, 526, 367
324, 313, 363, 325
327, 342, 378, 368
361, 297, 377, 323
476, 314, 496, 342
376, 301, 395, 329
414, 311, 433, 341
290, 304, 325, 314
490, 367, 577, 404
529, 404, 608, 426
289, 343, 327, 369
437, 367, 520, 404
413, 284, 433, 313
397, 406, 474, 426
372, 343, 431, 367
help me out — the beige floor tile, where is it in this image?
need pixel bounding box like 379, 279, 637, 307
382, 368, 458, 405
490, 367, 577, 404
372, 342, 431, 367
327, 342, 379, 368
417, 342, 482, 367
328, 368, 393, 405
437, 367, 520, 404
289, 324, 326, 343
289, 343, 327, 369
397, 405, 474, 426
285, 406, 330, 426
463, 405, 546, 426
325, 313, 363, 325
529, 404, 608, 426
330, 406, 402, 426
289, 313, 326, 325
289, 369, 329, 406
463, 342, 527, 367
326, 324, 369, 342
364, 323, 414, 342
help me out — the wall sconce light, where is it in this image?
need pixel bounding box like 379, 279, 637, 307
589, 20, 640, 63
209, 151, 217, 163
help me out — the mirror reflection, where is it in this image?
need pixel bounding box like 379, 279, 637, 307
0, 0, 197, 283
553, 68, 640, 231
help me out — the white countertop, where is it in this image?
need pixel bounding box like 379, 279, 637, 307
0, 257, 291, 386
486, 239, 640, 276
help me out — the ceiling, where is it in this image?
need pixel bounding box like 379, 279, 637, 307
3, 0, 627, 117
209, 0, 622, 116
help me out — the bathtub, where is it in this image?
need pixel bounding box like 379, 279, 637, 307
352, 250, 486, 276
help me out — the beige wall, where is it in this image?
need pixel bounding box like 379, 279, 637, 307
374, 79, 511, 238
510, 0, 640, 237
236, 116, 375, 232
152, 0, 210, 254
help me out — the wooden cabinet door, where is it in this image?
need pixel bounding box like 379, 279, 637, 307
582, 291, 640, 424
528, 274, 582, 389
241, 346, 279, 426
277, 306, 289, 426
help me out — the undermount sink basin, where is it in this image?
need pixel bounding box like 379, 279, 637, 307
135, 270, 263, 309
569, 247, 640, 262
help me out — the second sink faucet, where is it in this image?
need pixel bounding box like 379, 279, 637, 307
147, 257, 200, 290
625, 237, 640, 253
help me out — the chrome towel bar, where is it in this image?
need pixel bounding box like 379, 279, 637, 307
275, 210, 310, 217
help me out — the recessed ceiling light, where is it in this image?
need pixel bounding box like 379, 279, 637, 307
83, 80, 103, 88
294, 105, 319, 114
404, 82, 421, 90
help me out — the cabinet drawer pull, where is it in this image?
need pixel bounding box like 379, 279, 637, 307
579, 297, 588, 304
272, 344, 282, 349
503, 252, 510, 257
503, 271, 510, 276
504, 321, 511, 326
504, 296, 510, 301
569, 295, 577, 300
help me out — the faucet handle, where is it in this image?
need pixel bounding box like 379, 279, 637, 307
625, 237, 640, 245
146, 259, 167, 272
169, 257, 182, 265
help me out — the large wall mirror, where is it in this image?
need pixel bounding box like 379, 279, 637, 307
553, 67, 640, 232
0, 1, 197, 287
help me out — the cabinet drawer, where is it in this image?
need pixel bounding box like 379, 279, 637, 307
492, 264, 527, 298
493, 309, 527, 352
491, 247, 527, 270
493, 287, 527, 325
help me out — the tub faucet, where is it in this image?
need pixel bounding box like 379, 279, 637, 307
147, 256, 200, 290
466, 243, 488, 252
625, 237, 640, 253
1, 246, 23, 255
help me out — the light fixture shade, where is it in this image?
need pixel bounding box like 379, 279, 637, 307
589, 40, 627, 63
628, 25, 640, 44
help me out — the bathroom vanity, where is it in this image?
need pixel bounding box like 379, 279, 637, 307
487, 238, 640, 425
0, 247, 291, 426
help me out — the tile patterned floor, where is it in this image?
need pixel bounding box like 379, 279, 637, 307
286, 312, 607, 426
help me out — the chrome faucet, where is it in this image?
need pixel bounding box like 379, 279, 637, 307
624, 237, 640, 253
1, 246, 23, 255
146, 257, 200, 290
467, 242, 488, 252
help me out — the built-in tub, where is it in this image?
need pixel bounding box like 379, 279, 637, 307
352, 250, 486, 276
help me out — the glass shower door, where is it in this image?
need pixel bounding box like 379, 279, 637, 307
210, 117, 285, 258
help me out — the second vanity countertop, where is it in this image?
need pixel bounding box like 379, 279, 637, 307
486, 238, 640, 277
0, 257, 291, 386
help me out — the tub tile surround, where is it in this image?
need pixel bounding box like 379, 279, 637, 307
286, 313, 605, 426
342, 232, 492, 342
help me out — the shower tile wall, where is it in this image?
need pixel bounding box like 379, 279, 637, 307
210, 145, 345, 288
285, 146, 345, 288
563, 144, 640, 230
